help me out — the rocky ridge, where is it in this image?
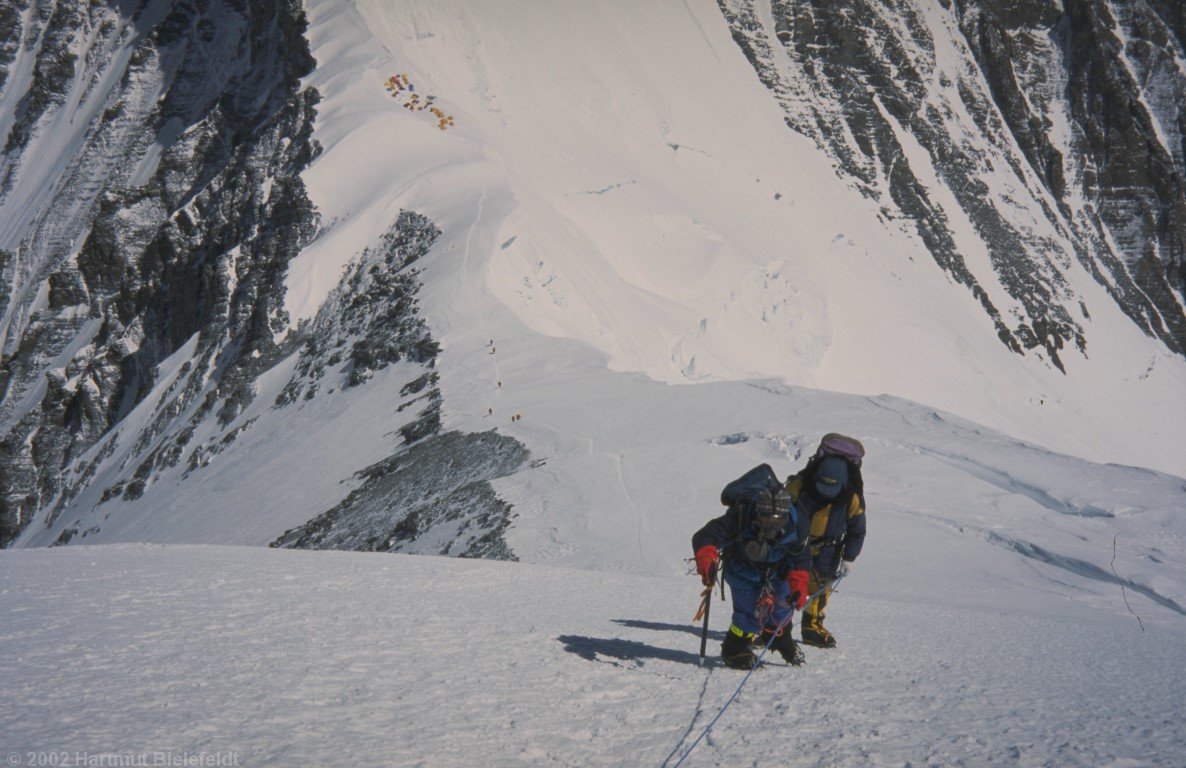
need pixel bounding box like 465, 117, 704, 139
0, 0, 525, 555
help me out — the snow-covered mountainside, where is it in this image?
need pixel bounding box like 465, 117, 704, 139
727, 0, 1186, 363
2, 2, 1185, 764
0, 1, 1184, 563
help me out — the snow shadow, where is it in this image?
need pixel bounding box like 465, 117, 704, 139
557, 635, 705, 667
987, 532, 1186, 616
918, 447, 1115, 517
611, 618, 725, 642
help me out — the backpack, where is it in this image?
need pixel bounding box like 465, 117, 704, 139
815, 433, 865, 467
793, 433, 866, 510
720, 464, 800, 567
720, 463, 784, 509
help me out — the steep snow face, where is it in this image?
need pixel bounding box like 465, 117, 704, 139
292, 0, 1186, 475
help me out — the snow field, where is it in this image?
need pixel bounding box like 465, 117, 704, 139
1, 545, 1182, 767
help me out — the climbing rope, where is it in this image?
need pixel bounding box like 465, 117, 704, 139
1111, 533, 1144, 633
667, 574, 846, 768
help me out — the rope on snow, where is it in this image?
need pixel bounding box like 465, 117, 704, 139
666, 574, 846, 768
1111, 533, 1144, 633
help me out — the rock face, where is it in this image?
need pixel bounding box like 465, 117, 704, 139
0, 0, 320, 544
270, 430, 528, 561
275, 211, 443, 411
0, 1, 525, 554
958, 0, 1186, 354
720, 0, 1186, 365
266, 213, 530, 559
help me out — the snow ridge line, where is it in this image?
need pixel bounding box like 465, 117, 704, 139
916, 446, 1114, 518
459, 146, 501, 397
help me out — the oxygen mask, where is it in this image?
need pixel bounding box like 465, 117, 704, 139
753, 489, 791, 541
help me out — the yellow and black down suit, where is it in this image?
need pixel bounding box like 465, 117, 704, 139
784, 471, 865, 639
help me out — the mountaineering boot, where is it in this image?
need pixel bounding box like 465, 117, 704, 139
760, 628, 805, 666
721, 625, 758, 670
801, 625, 836, 649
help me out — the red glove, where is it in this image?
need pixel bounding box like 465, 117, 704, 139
695, 545, 719, 585
787, 569, 809, 609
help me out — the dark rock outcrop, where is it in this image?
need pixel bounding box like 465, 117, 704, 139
276, 211, 443, 408
0, 0, 320, 544
955, 0, 1186, 354
271, 430, 528, 560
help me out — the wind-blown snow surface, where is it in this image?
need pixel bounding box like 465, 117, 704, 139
1, 544, 1183, 767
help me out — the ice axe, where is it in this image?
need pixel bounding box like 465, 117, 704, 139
693, 561, 722, 664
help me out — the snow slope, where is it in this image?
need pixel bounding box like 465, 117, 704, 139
4, 2, 1185, 762
289, 0, 1186, 477
1, 544, 1183, 767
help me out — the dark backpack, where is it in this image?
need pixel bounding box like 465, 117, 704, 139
720, 464, 800, 558
720, 463, 784, 508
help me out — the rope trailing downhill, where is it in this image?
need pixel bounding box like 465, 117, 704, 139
668, 574, 844, 768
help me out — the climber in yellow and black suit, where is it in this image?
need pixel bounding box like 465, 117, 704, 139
785, 454, 865, 648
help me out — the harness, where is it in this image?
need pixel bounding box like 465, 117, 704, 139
795, 486, 852, 577
807, 533, 848, 578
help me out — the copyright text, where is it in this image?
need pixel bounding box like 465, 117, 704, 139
8, 753, 240, 767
